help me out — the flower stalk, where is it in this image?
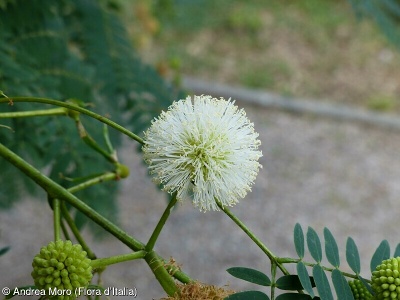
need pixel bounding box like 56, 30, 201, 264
146, 194, 178, 252
60, 218, 71, 240
215, 198, 290, 276
60, 202, 96, 260
67, 172, 119, 194
75, 117, 118, 163
53, 198, 61, 241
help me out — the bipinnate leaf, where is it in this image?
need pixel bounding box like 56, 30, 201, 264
346, 237, 360, 274
394, 243, 400, 257
312, 265, 333, 300
323, 228, 340, 268
370, 240, 390, 272
331, 269, 354, 300
0, 0, 182, 223
226, 267, 271, 286
297, 262, 315, 297
225, 290, 269, 300
294, 223, 305, 259
276, 294, 315, 300
307, 227, 322, 263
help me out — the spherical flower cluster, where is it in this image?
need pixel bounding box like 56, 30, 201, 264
31, 240, 92, 299
349, 279, 373, 299
143, 95, 263, 211
372, 257, 400, 299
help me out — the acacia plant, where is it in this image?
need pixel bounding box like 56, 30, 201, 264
1, 1, 400, 300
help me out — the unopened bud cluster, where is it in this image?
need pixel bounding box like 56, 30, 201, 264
349, 279, 373, 299
372, 257, 400, 299
31, 240, 92, 299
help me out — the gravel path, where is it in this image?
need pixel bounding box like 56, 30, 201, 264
1, 99, 400, 299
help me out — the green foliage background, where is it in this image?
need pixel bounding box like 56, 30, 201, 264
0, 0, 182, 232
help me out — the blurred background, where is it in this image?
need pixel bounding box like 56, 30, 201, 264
126, 0, 400, 112
2, 0, 400, 299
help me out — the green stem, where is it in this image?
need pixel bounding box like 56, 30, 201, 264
215, 198, 290, 276
62, 173, 119, 260
103, 124, 115, 154
91, 251, 147, 269
0, 107, 67, 118
0, 97, 144, 145
162, 258, 192, 284
53, 198, 61, 241
60, 219, 71, 240
0, 142, 144, 251
145, 250, 178, 297
146, 194, 178, 251
67, 173, 118, 194
60, 202, 96, 260
271, 262, 277, 300
0, 143, 192, 290
303, 262, 363, 282
75, 119, 117, 163
277, 257, 368, 282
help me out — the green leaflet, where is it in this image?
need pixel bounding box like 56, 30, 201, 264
323, 227, 340, 268
357, 276, 374, 295
294, 223, 305, 259
370, 240, 390, 272
312, 265, 333, 300
0, 246, 10, 256
346, 237, 360, 275
276, 294, 315, 300
276, 275, 309, 291
307, 227, 322, 263
225, 290, 270, 300
394, 243, 400, 257
331, 269, 354, 300
226, 267, 271, 286
296, 262, 315, 298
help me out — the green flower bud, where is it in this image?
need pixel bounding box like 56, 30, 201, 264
372, 257, 400, 299
115, 163, 130, 179
349, 279, 373, 299
31, 240, 92, 300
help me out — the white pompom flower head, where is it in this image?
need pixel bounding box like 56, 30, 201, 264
142, 95, 263, 212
